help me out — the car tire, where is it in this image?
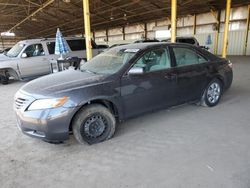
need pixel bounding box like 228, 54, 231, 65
201, 78, 223, 107
0, 75, 9, 85
72, 104, 116, 145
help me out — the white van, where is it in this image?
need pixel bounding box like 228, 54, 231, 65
0, 37, 105, 84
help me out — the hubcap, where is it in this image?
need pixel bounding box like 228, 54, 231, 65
207, 82, 221, 104
83, 114, 107, 138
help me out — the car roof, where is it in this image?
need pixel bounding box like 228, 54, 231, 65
18, 37, 85, 44
113, 42, 195, 51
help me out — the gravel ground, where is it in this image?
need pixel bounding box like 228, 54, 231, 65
0, 56, 250, 188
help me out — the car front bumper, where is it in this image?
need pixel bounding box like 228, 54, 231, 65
15, 106, 76, 142
14, 91, 78, 142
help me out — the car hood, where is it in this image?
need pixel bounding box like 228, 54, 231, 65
0, 54, 12, 61
20, 70, 106, 97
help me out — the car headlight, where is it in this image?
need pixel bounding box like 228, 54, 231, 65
28, 96, 69, 111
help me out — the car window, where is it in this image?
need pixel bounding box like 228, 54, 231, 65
67, 39, 86, 51
133, 48, 171, 72
23, 44, 45, 57
47, 42, 55, 54
173, 47, 207, 67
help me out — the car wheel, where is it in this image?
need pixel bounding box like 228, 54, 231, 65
72, 104, 116, 144
0, 75, 9, 85
201, 78, 223, 107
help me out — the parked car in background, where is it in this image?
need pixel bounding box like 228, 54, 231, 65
96, 44, 109, 49
0, 37, 104, 85
162, 36, 200, 46
109, 43, 129, 49
162, 36, 210, 50
14, 42, 233, 145
0, 47, 11, 54
134, 39, 159, 43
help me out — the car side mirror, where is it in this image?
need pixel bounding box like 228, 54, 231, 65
21, 53, 28, 58
128, 67, 145, 75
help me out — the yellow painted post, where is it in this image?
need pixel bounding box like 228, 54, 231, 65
222, 0, 231, 58
83, 0, 92, 60
171, 0, 177, 43
193, 14, 196, 36
243, 5, 250, 56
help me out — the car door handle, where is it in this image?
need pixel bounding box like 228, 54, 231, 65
164, 73, 177, 80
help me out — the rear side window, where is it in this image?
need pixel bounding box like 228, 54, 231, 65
173, 47, 207, 67
47, 42, 55, 54
67, 39, 86, 51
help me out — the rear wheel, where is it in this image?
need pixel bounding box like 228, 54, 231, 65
201, 79, 223, 107
72, 104, 116, 144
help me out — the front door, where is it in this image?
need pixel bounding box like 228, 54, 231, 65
18, 43, 50, 78
121, 47, 178, 119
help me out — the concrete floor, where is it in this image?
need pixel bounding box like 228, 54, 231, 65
0, 56, 250, 188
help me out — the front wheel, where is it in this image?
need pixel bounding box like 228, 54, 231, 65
0, 75, 9, 85
72, 104, 116, 144
201, 79, 223, 107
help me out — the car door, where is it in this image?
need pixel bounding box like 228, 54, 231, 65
18, 43, 51, 78
170, 46, 209, 104
120, 47, 178, 119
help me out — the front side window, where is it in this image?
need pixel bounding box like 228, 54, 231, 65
173, 47, 207, 67
132, 48, 171, 72
81, 48, 137, 74
23, 44, 45, 57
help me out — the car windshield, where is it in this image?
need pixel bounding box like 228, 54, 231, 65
6, 43, 26, 57
81, 48, 138, 74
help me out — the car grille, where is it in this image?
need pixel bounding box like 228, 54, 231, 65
15, 97, 29, 110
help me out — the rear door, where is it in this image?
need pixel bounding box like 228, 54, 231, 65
120, 47, 178, 119
170, 46, 209, 104
18, 43, 51, 78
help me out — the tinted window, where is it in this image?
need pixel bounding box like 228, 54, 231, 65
67, 39, 86, 51
23, 44, 45, 57
173, 47, 207, 66
133, 48, 171, 72
47, 42, 55, 54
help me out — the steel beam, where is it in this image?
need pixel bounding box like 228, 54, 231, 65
222, 0, 231, 58
8, 0, 54, 32
83, 0, 93, 60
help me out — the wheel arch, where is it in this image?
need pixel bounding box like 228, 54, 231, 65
0, 68, 20, 80
69, 99, 120, 132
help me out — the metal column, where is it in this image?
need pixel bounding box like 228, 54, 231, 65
214, 10, 221, 55
222, 0, 231, 58
243, 5, 250, 55
171, 0, 177, 43
193, 14, 196, 36
83, 0, 93, 60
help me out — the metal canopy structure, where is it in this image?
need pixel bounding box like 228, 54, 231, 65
0, 0, 250, 38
